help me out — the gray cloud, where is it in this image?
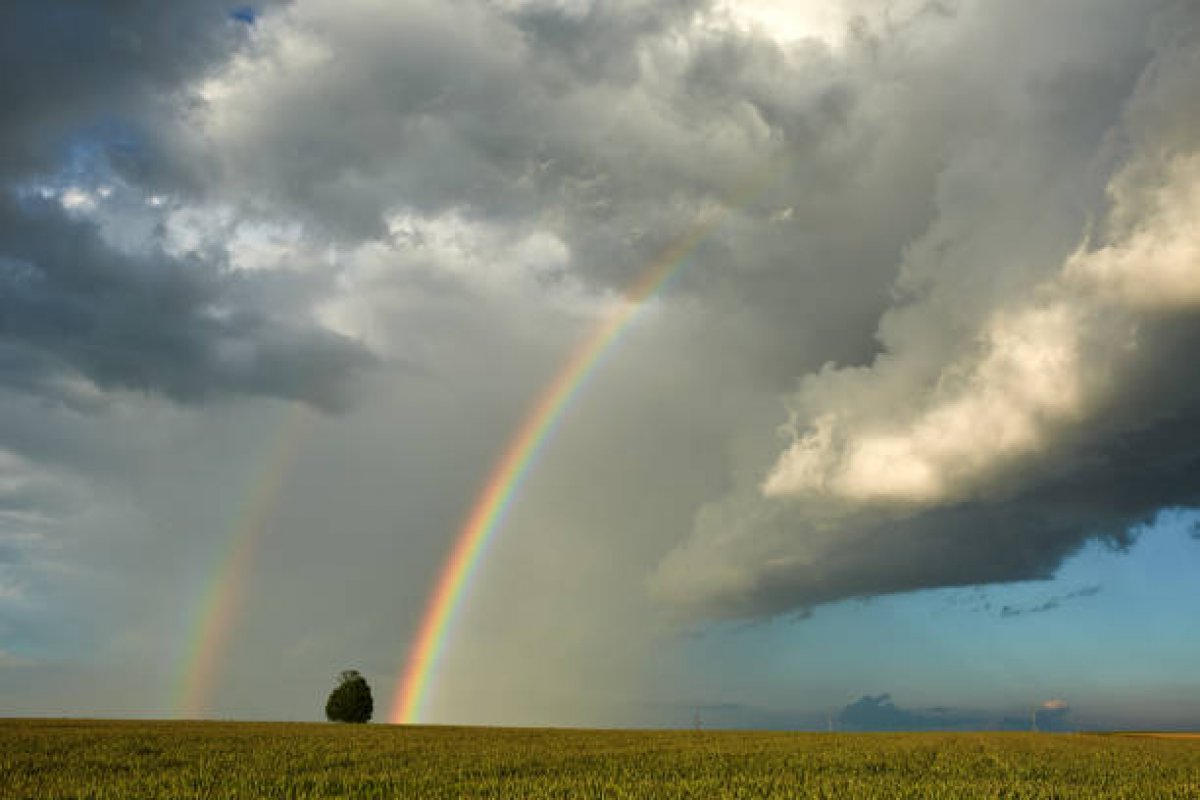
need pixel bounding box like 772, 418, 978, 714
512, 0, 708, 83
189, 0, 902, 318
999, 585, 1102, 619
0, 1, 290, 189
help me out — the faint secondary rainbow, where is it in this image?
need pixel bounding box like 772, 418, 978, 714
390, 199, 744, 724
174, 404, 309, 717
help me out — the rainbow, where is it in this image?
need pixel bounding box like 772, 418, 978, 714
174, 404, 309, 718
389, 198, 744, 724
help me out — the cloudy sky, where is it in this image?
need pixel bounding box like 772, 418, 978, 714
2, 0, 1199, 731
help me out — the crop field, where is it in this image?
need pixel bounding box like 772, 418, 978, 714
2, 719, 1198, 799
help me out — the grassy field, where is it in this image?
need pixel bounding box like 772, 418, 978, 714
2, 719, 1198, 799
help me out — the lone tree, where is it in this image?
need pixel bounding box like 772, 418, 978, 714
325, 670, 374, 723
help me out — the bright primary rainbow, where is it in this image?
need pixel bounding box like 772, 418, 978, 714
389, 197, 748, 724
174, 404, 309, 717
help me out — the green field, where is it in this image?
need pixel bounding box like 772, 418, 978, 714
2, 719, 1198, 799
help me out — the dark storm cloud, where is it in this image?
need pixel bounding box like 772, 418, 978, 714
0, 0, 280, 186
657, 268, 1200, 619
653, 0, 1200, 619
0, 0, 373, 409
655, 401, 1200, 621
0, 194, 372, 409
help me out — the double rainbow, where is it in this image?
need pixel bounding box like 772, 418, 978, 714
171, 168, 770, 722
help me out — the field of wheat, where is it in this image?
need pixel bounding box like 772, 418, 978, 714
2, 719, 1198, 799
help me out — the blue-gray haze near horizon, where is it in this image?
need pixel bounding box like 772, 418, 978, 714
0, 0, 1198, 728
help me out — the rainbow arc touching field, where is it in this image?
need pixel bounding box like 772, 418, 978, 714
389, 204, 734, 724
175, 407, 310, 718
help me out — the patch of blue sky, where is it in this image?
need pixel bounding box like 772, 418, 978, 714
230, 6, 257, 25
675, 510, 1200, 728
8, 122, 149, 210
61, 119, 147, 176
11, 121, 149, 213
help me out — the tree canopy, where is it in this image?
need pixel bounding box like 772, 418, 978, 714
325, 670, 373, 723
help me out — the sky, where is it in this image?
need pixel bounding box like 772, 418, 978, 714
0, 0, 1198, 731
